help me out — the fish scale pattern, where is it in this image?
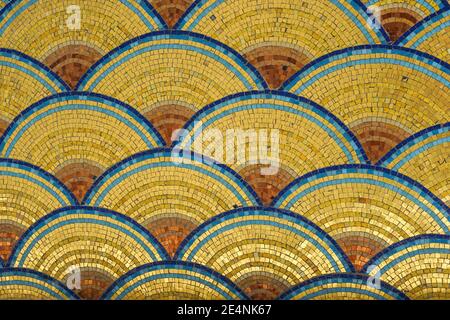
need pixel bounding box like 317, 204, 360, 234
0, 0, 448, 300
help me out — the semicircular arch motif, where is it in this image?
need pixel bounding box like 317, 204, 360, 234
278, 273, 409, 300
379, 123, 450, 206
175, 207, 353, 300
282, 45, 450, 163
83, 148, 260, 257
9, 206, 169, 299
175, 91, 367, 205
102, 261, 248, 300
175, 0, 388, 88
0, 268, 79, 300
273, 165, 450, 271
362, 235, 450, 300
0, 159, 76, 262
0, 92, 164, 201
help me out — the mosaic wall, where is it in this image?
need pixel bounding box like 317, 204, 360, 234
0, 0, 449, 300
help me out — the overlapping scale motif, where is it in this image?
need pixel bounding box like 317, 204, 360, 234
282, 45, 450, 163
362, 235, 450, 299
175, 207, 354, 299
102, 262, 248, 300
0, 268, 79, 300
0, 0, 166, 88
175, 91, 367, 204
77, 31, 266, 144
273, 165, 449, 271
0, 93, 164, 201
8, 207, 169, 299
83, 148, 260, 256
0, 159, 76, 262
0, 0, 448, 300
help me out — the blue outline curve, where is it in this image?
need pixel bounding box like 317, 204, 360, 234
271, 164, 450, 231
174, 0, 389, 42
377, 123, 450, 166
0, 268, 80, 300
175, 90, 369, 164
278, 273, 409, 300
82, 147, 262, 206
364, 0, 448, 13
8, 206, 170, 267
0, 92, 165, 155
395, 7, 450, 45
361, 234, 450, 273
0, 0, 168, 33
174, 206, 355, 273
75, 30, 268, 91
101, 261, 249, 300
281, 45, 450, 91
0, 48, 70, 91
0, 158, 77, 205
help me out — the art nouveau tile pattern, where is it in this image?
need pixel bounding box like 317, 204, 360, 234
0, 0, 448, 300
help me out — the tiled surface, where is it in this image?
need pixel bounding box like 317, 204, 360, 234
0, 0, 448, 300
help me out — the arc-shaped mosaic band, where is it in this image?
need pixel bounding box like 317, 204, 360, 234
174, 0, 388, 88
175, 207, 354, 299
0, 158, 77, 262
77, 30, 266, 92
283, 45, 449, 96
0, 0, 167, 60
176, 0, 388, 42
0, 268, 79, 300
83, 148, 260, 256
8, 206, 169, 299
362, 235, 450, 300
278, 274, 409, 300
282, 45, 449, 163
0, 49, 69, 133
177, 90, 368, 169
395, 8, 450, 62
273, 164, 450, 270
0, 92, 164, 201
76, 31, 267, 143
102, 261, 248, 300
378, 123, 449, 205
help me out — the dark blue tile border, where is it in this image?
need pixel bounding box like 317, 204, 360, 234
0, 91, 166, 153
0, 158, 77, 205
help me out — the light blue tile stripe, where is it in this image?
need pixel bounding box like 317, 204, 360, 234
0, 280, 65, 299
185, 103, 359, 163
